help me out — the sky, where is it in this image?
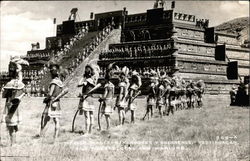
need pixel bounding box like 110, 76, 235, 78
0, 1, 249, 71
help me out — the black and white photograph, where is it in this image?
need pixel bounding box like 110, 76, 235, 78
0, 0, 249, 160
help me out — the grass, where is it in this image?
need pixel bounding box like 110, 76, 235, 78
0, 95, 249, 161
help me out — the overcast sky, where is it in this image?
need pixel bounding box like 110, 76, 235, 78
0, 1, 249, 71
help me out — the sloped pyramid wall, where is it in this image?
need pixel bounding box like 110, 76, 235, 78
64, 29, 121, 97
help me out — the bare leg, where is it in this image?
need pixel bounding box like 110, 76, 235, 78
84, 111, 90, 133
150, 106, 153, 118
53, 118, 60, 140
7, 126, 15, 146
121, 110, 125, 125
105, 115, 110, 130
118, 108, 122, 125
131, 110, 135, 123
165, 101, 168, 115
158, 106, 162, 118
89, 112, 94, 134
142, 106, 150, 120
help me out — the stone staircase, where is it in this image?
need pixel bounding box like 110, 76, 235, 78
39, 31, 102, 89
64, 29, 121, 97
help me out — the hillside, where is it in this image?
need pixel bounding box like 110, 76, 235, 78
215, 17, 249, 47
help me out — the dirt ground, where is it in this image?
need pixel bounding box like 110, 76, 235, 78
0, 95, 249, 161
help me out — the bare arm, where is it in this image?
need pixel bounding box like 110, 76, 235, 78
49, 84, 55, 97
103, 87, 108, 99
119, 86, 124, 101
112, 86, 115, 99
77, 77, 87, 87
53, 87, 69, 102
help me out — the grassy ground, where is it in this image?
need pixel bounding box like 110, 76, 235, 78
0, 95, 249, 161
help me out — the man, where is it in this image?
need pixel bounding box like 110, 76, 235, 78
78, 63, 101, 134
167, 79, 177, 116
142, 70, 157, 120
186, 80, 196, 108
126, 71, 141, 123
99, 64, 115, 130
196, 80, 205, 107
40, 63, 68, 141
1, 57, 28, 146
155, 78, 166, 118
115, 66, 130, 125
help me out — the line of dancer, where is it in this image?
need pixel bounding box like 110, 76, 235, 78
1, 61, 204, 145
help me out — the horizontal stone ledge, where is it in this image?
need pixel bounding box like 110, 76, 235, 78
110, 38, 174, 46
176, 57, 227, 65
98, 56, 176, 62
178, 69, 226, 76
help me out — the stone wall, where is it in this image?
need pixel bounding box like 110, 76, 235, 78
174, 27, 204, 41
176, 42, 214, 56
217, 34, 240, 46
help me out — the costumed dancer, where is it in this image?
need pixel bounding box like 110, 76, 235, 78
229, 85, 237, 106
115, 66, 130, 125
155, 77, 166, 118
142, 70, 157, 120
78, 63, 101, 134
99, 63, 115, 130
163, 77, 171, 116
1, 56, 29, 145
173, 77, 182, 111
167, 79, 176, 116
186, 80, 196, 108
196, 80, 205, 107
155, 70, 168, 117
126, 71, 142, 123
180, 79, 187, 109
40, 63, 68, 140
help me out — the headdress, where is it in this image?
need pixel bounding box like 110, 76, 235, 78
131, 70, 142, 88
85, 63, 100, 86
121, 66, 129, 76
149, 69, 158, 80
105, 62, 115, 80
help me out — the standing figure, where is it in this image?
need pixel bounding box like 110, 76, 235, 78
126, 71, 142, 123
186, 80, 196, 108
115, 66, 130, 125
1, 57, 29, 146
78, 64, 101, 134
155, 78, 166, 118
180, 80, 187, 109
40, 63, 68, 140
167, 80, 176, 116
162, 77, 171, 116
99, 64, 115, 130
229, 85, 237, 106
142, 70, 157, 120
196, 80, 205, 107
